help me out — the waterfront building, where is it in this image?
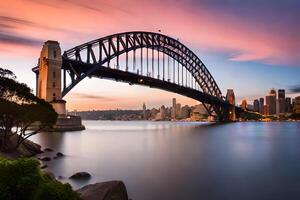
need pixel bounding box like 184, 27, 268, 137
253, 99, 259, 112
259, 98, 264, 114
150, 108, 159, 119
294, 96, 300, 114
226, 89, 236, 120
176, 103, 181, 118
172, 98, 176, 119
160, 105, 167, 120
180, 105, 191, 119
285, 97, 292, 113
263, 105, 269, 116
241, 99, 247, 110
191, 104, 208, 121
278, 89, 285, 113
266, 89, 276, 115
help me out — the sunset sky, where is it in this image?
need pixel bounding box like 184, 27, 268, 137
0, 0, 299, 111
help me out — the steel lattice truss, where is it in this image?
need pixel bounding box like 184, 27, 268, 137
60, 32, 230, 117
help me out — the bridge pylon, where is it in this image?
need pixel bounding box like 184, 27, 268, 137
37, 40, 66, 115
225, 89, 237, 121
33, 41, 84, 131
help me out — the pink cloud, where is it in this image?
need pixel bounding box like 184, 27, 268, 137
0, 0, 298, 66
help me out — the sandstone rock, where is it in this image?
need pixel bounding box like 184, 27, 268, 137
77, 181, 129, 200
40, 165, 48, 169
69, 172, 91, 179
39, 156, 51, 161
44, 148, 53, 152
56, 152, 64, 157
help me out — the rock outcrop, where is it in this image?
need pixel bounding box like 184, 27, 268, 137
69, 172, 91, 179
77, 181, 129, 200
0, 134, 42, 157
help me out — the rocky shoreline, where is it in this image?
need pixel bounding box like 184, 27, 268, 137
0, 138, 130, 200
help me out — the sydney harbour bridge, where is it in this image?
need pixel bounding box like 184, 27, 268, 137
33, 31, 243, 122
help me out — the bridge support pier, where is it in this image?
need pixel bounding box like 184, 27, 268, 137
35, 41, 84, 131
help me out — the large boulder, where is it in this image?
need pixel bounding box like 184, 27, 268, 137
77, 181, 128, 200
69, 172, 91, 179
3, 134, 43, 157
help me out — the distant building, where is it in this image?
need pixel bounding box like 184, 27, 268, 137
176, 103, 181, 118
160, 105, 167, 120
142, 103, 147, 120
180, 105, 191, 119
263, 105, 269, 116
241, 99, 247, 110
259, 98, 264, 114
253, 99, 259, 112
285, 97, 292, 113
171, 98, 176, 119
191, 104, 208, 121
150, 108, 159, 119
278, 89, 285, 113
266, 89, 276, 115
294, 96, 300, 114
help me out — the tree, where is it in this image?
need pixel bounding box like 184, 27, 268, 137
0, 67, 57, 152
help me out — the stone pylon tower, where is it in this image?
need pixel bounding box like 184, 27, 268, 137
226, 89, 236, 121
38, 41, 66, 115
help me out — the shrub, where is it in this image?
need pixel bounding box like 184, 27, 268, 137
0, 157, 81, 200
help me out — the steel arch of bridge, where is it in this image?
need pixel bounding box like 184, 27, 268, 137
62, 31, 227, 117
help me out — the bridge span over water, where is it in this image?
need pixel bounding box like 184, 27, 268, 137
33, 31, 243, 121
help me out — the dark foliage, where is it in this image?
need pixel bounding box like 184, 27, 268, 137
0, 67, 57, 152
0, 157, 81, 200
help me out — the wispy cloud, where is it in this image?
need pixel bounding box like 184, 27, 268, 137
70, 93, 117, 100
289, 85, 300, 94
0, 33, 42, 46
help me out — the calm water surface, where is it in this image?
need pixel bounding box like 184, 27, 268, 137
32, 121, 300, 200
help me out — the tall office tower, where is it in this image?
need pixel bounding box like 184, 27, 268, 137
253, 99, 260, 112
226, 89, 236, 121
171, 98, 176, 119
285, 97, 292, 113
266, 89, 276, 115
295, 96, 300, 114
160, 105, 167, 119
278, 89, 285, 113
259, 98, 264, 114
142, 103, 147, 120
176, 103, 181, 118
263, 105, 269, 116
241, 99, 247, 110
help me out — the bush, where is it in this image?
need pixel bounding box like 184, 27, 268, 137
0, 157, 81, 200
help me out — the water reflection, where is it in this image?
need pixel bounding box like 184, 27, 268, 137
32, 121, 300, 200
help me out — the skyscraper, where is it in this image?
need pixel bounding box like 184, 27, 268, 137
266, 89, 276, 115
278, 89, 285, 113
285, 97, 292, 113
294, 96, 300, 114
253, 99, 259, 112
171, 98, 176, 119
142, 103, 147, 120
259, 98, 264, 114
176, 103, 181, 118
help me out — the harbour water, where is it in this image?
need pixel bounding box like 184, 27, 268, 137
32, 121, 300, 200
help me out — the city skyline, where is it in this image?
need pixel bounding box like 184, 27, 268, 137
0, 0, 299, 111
